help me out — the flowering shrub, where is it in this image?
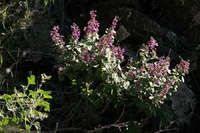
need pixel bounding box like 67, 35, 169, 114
126, 37, 189, 108
51, 10, 189, 110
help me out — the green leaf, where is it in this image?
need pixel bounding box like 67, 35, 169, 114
139, 52, 143, 57
72, 79, 77, 85
33, 122, 40, 131
2, 7, 8, 25
82, 88, 86, 92
29, 90, 37, 98
2, 118, 9, 126
38, 100, 50, 112
0, 55, 3, 65
25, 124, 31, 131
11, 117, 17, 123
43, 94, 52, 99
28, 75, 36, 85
38, 89, 45, 94
44, 75, 51, 80
43, 101, 50, 112
44, 0, 48, 6
1, 94, 12, 101
32, 110, 38, 116
38, 89, 52, 99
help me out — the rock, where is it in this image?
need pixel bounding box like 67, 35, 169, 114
118, 8, 168, 37
172, 83, 195, 126
117, 25, 131, 42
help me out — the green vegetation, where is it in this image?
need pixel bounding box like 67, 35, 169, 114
0, 74, 52, 132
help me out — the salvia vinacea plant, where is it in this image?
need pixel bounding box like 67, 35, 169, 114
51, 10, 190, 112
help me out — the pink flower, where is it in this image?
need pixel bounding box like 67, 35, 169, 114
111, 46, 125, 61
163, 84, 170, 96
159, 84, 170, 99
140, 66, 145, 73
154, 78, 160, 84
176, 59, 190, 74
84, 10, 99, 39
166, 84, 170, 90
98, 16, 119, 48
148, 36, 158, 49
71, 23, 80, 41
111, 16, 119, 31
132, 71, 137, 76
50, 25, 65, 47
166, 56, 170, 67
79, 48, 95, 63
159, 57, 165, 64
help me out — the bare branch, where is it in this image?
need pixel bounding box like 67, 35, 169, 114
87, 121, 129, 133
115, 104, 125, 124
154, 128, 178, 133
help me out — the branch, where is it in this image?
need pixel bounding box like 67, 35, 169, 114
154, 128, 178, 133
115, 104, 125, 124
87, 121, 129, 133
56, 127, 87, 133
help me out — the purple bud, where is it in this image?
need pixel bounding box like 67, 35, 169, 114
50, 25, 65, 47
166, 84, 170, 89
148, 36, 158, 49
86, 53, 91, 63
132, 71, 137, 76
121, 48, 125, 54
84, 10, 99, 39
111, 16, 119, 30
108, 43, 113, 47
176, 59, 190, 74
120, 55, 124, 61
71, 23, 80, 41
